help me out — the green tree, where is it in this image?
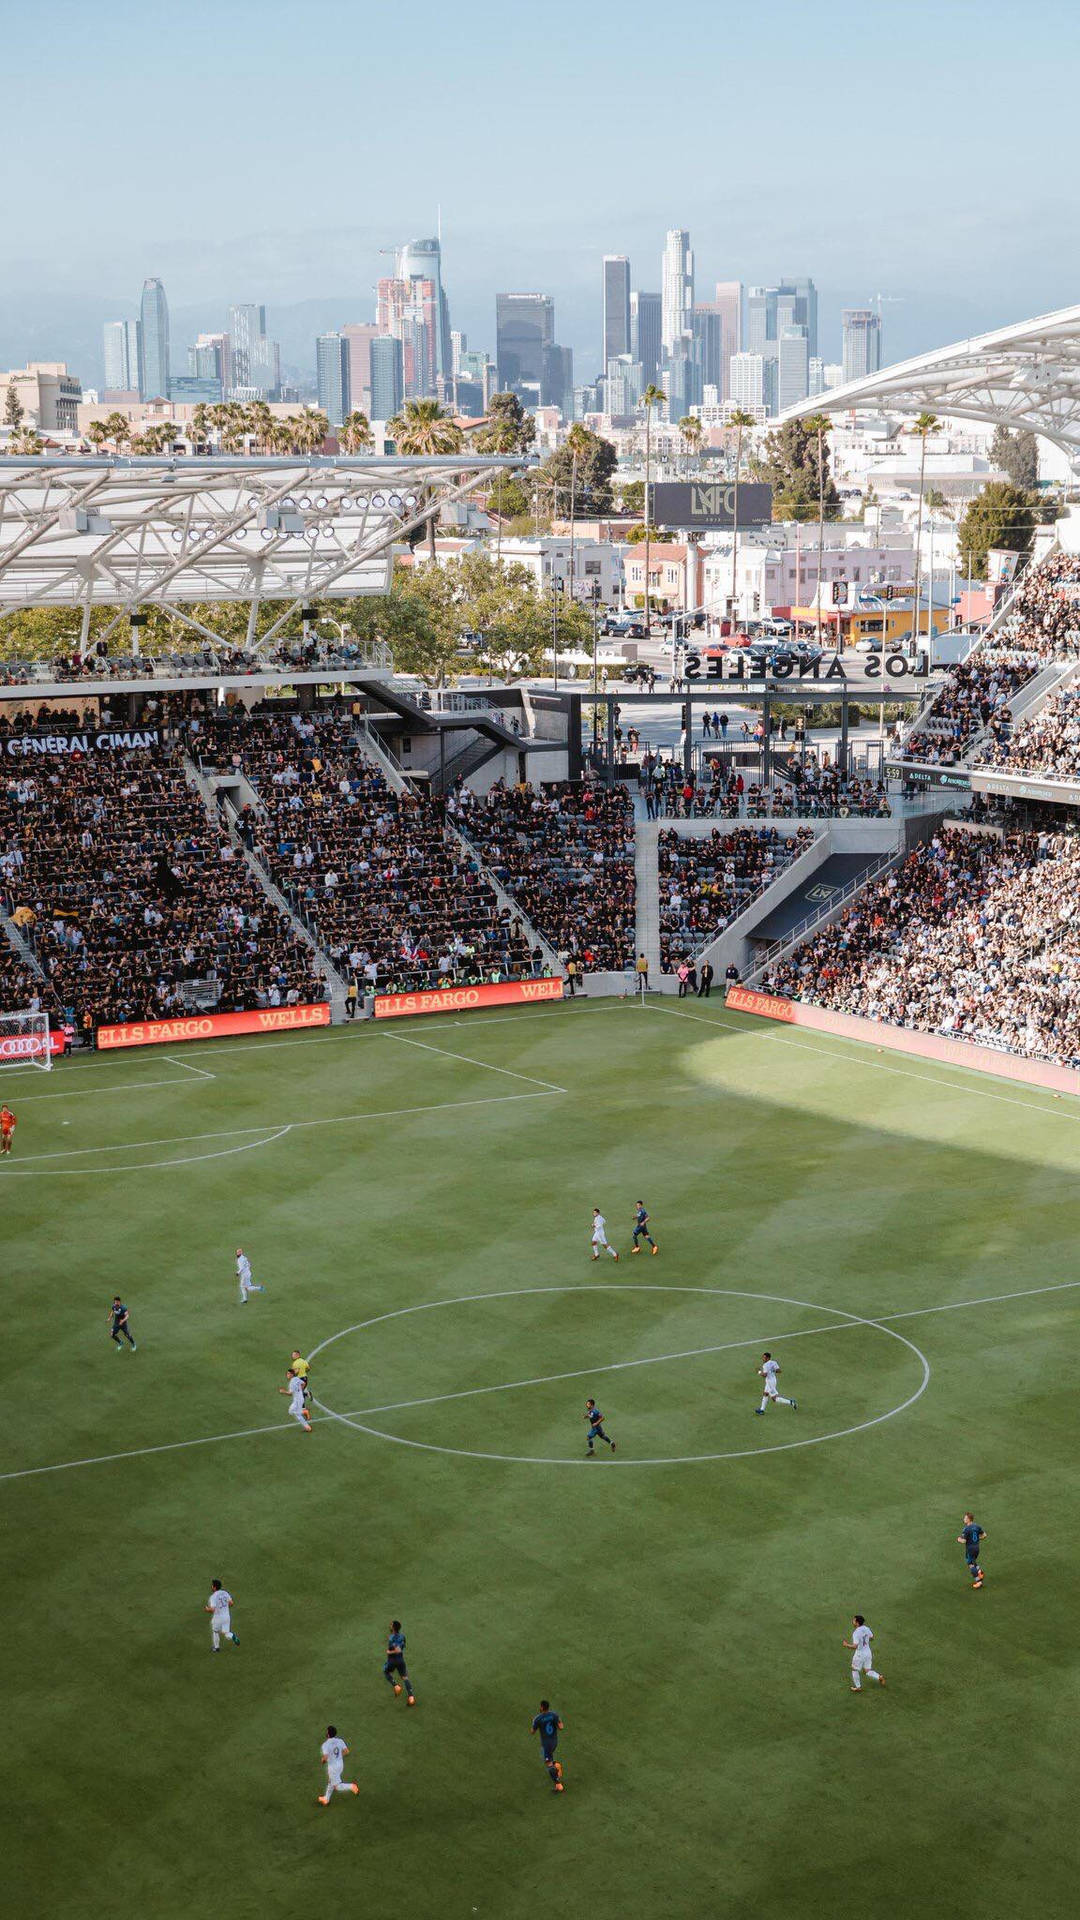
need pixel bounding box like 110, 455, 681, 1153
990, 424, 1039, 493
4, 381, 24, 429
387, 399, 465, 557
751, 418, 841, 524
339, 410, 374, 454
678, 413, 704, 473
619, 478, 645, 517
472, 391, 535, 454
639, 383, 667, 633
801, 413, 834, 643
908, 411, 939, 644
537, 424, 618, 517
956, 481, 1037, 580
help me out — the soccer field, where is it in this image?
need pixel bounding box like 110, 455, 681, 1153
4, 997, 1077, 1920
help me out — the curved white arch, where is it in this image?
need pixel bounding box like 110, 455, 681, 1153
781, 304, 1080, 471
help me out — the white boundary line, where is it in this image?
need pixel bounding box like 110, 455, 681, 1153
0, 1089, 562, 1173
644, 1001, 1080, 1120
3, 1277, 1073, 1486
164, 1055, 216, 1080
8, 1074, 217, 1106
378, 1028, 567, 1093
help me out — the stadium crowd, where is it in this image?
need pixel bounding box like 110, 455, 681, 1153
761, 825, 1080, 1065
900, 651, 1035, 764
992, 550, 1080, 664
659, 825, 817, 970
977, 684, 1080, 780
644, 757, 890, 819
451, 777, 636, 972
202, 710, 536, 993
0, 747, 323, 1035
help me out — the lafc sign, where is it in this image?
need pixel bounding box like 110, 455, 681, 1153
685, 652, 930, 682
651, 481, 772, 529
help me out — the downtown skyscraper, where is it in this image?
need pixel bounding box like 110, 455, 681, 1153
661, 230, 693, 354
139, 278, 169, 400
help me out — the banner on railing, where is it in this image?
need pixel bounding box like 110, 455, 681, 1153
96, 1002, 331, 1050
4, 728, 161, 758
374, 978, 563, 1020
725, 985, 796, 1022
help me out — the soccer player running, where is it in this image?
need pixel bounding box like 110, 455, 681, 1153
754, 1351, 796, 1415
108, 1295, 136, 1352
591, 1208, 619, 1262
957, 1512, 987, 1589
205, 1579, 239, 1651
843, 1615, 885, 1693
279, 1368, 312, 1433
383, 1620, 416, 1705
318, 1726, 359, 1805
531, 1700, 565, 1792
584, 1398, 616, 1456
0, 1103, 16, 1156
630, 1200, 658, 1256
235, 1247, 264, 1304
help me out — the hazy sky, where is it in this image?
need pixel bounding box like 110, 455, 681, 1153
4, 0, 1079, 379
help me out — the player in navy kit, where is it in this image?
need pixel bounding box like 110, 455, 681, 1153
630, 1200, 658, 1255
383, 1620, 416, 1703
957, 1513, 986, 1589
584, 1398, 616, 1456
108, 1296, 136, 1351
531, 1700, 564, 1791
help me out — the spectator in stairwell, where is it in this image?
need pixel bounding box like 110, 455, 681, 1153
697, 960, 714, 999
345, 975, 359, 1020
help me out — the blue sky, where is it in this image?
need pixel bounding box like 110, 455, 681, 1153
3, 0, 1078, 379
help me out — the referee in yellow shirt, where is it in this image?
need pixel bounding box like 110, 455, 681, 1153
290, 1350, 312, 1409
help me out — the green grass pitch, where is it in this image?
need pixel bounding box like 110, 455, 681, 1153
4, 998, 1078, 1919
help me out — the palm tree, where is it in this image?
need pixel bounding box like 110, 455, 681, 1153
908, 411, 939, 651
639, 383, 667, 632
102, 412, 132, 454
387, 398, 465, 557
248, 400, 274, 454
190, 403, 211, 452
801, 413, 833, 647
86, 419, 111, 455
7, 426, 43, 456
678, 413, 703, 475
339, 410, 374, 454
727, 408, 755, 627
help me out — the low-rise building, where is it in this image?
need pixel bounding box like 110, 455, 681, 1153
2, 362, 82, 432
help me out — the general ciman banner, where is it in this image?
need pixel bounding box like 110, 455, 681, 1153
651, 481, 773, 530
3, 728, 162, 757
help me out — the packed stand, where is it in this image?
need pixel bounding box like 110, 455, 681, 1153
659, 825, 817, 970
977, 684, 1080, 781
0, 632, 381, 690
761, 824, 1080, 1066
899, 651, 1035, 765
991, 550, 1080, 665
451, 778, 636, 973
202, 710, 535, 993
643, 754, 889, 819
0, 749, 324, 1036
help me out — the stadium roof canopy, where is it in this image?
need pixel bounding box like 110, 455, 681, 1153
780, 304, 1080, 471
0, 453, 524, 647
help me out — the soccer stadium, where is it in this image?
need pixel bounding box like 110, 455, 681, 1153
5, 234, 1080, 1915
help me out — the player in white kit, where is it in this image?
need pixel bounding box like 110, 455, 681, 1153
205, 1578, 239, 1651
591, 1208, 619, 1261
754, 1351, 797, 1414
236, 1247, 264, 1304
318, 1726, 359, 1804
279, 1368, 312, 1432
843, 1615, 884, 1691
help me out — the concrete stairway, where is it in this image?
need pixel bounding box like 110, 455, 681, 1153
446, 817, 561, 974
2, 909, 48, 990
634, 819, 661, 980
181, 753, 348, 1018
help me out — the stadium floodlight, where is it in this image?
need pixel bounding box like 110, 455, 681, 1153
0, 1008, 53, 1072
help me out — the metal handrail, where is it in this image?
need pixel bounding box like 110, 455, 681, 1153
746, 846, 905, 983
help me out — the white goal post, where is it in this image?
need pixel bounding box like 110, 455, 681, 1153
0, 1008, 53, 1071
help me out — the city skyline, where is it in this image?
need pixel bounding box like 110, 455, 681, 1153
1, 0, 1077, 387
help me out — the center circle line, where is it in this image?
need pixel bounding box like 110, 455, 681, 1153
308, 1284, 932, 1467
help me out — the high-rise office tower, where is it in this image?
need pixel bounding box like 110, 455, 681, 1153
370, 335, 404, 422
842, 309, 882, 381
661, 230, 693, 354
630, 291, 662, 387
746, 287, 777, 354
778, 326, 810, 410
103, 319, 141, 395
495, 293, 554, 394
713, 281, 742, 397
396, 237, 451, 386
316, 333, 350, 427
378, 278, 437, 397
691, 307, 724, 395
605, 355, 644, 418
188, 332, 232, 389
340, 324, 378, 417
729, 352, 766, 412
602, 255, 631, 367
777, 279, 818, 359
542, 343, 573, 415
227, 305, 279, 397
139, 278, 169, 399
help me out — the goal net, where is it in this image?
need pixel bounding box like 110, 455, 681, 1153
0, 1008, 53, 1072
